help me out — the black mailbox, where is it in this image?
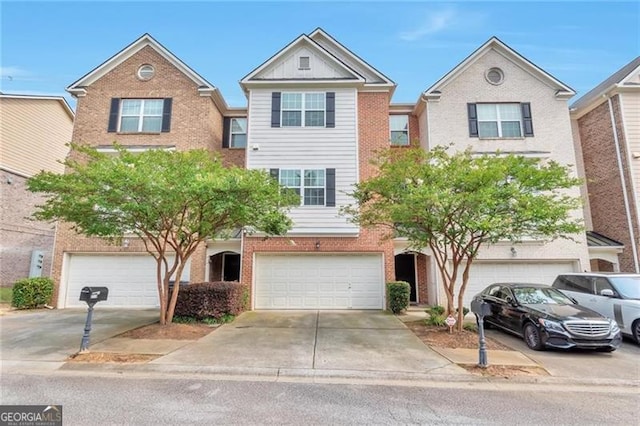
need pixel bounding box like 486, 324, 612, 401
471, 298, 491, 317
79, 286, 109, 303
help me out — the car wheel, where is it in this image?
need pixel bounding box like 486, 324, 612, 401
633, 320, 640, 345
523, 323, 544, 351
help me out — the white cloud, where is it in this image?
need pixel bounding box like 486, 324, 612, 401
399, 8, 458, 41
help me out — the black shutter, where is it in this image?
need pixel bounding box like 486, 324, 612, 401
271, 92, 281, 127
161, 98, 172, 132
521, 103, 534, 137
325, 92, 335, 128
107, 98, 120, 132
270, 168, 279, 181
326, 168, 336, 207
222, 117, 231, 148
467, 103, 478, 137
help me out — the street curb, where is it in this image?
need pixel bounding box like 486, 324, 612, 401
56, 361, 640, 388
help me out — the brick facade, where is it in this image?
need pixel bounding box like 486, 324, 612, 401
577, 95, 640, 272
0, 171, 55, 286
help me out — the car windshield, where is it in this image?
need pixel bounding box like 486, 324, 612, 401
609, 276, 640, 299
512, 287, 573, 305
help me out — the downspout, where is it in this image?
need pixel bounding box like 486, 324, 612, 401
607, 95, 640, 272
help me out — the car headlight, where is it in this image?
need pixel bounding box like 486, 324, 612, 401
538, 318, 565, 333
610, 320, 620, 334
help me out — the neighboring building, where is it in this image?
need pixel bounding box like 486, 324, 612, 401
52, 30, 590, 310
571, 57, 640, 273
0, 94, 74, 286
415, 37, 590, 306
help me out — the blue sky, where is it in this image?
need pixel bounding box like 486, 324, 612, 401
1, 1, 638, 108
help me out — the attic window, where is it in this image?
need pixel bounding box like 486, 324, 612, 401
485, 67, 504, 85
137, 64, 155, 81
299, 56, 310, 70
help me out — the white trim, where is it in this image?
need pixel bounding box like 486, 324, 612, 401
423, 37, 575, 98
308, 28, 395, 87
389, 114, 410, 146
354, 87, 360, 186
67, 34, 215, 93
229, 117, 248, 148
0, 166, 31, 179
0, 94, 75, 119
618, 94, 640, 243
607, 96, 640, 273
241, 34, 365, 84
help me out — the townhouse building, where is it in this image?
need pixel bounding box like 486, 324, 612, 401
52, 30, 590, 310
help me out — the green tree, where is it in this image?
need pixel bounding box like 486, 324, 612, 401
344, 146, 583, 330
28, 144, 298, 324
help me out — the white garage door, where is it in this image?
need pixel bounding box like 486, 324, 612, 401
64, 254, 190, 308
255, 254, 383, 309
462, 262, 576, 307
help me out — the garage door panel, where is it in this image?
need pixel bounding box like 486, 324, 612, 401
65, 254, 190, 308
462, 262, 575, 307
255, 254, 383, 309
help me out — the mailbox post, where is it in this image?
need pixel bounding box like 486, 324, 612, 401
79, 287, 109, 353
471, 298, 491, 368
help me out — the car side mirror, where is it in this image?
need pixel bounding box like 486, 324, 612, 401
600, 289, 615, 298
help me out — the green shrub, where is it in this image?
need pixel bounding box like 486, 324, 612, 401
457, 306, 470, 317
387, 281, 410, 314
463, 322, 478, 332
11, 277, 54, 309
424, 305, 447, 326
175, 281, 248, 320
425, 305, 445, 316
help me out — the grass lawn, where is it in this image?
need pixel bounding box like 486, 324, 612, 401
0, 287, 12, 303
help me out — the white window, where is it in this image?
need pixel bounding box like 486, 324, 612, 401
279, 169, 325, 206
477, 103, 522, 138
390, 115, 409, 145
281, 93, 325, 127
120, 99, 163, 133
230, 118, 247, 148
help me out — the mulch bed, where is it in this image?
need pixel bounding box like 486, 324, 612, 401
405, 321, 513, 350
68, 352, 158, 363
118, 323, 216, 340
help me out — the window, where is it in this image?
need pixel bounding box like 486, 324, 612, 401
137, 64, 155, 81
299, 56, 310, 70
119, 99, 164, 133
230, 118, 247, 148
278, 168, 326, 206
468, 102, 533, 138
281, 93, 325, 127
477, 103, 522, 138
390, 115, 409, 145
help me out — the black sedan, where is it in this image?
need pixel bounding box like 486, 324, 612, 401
473, 283, 622, 351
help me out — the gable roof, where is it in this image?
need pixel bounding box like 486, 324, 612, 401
422, 37, 575, 101
67, 33, 232, 112
0, 93, 75, 120
240, 33, 365, 84
571, 56, 640, 112
241, 28, 395, 94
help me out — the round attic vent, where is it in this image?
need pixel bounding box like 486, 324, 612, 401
137, 64, 155, 81
485, 67, 504, 85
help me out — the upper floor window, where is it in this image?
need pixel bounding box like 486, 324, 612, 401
281, 92, 325, 127
271, 92, 335, 128
468, 102, 533, 139
390, 115, 409, 145
299, 56, 310, 70
108, 98, 172, 134
230, 118, 247, 148
272, 167, 336, 207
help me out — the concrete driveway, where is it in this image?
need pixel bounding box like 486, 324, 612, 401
153, 311, 464, 375
0, 309, 157, 368
485, 328, 640, 381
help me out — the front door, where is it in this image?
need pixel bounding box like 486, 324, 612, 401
222, 253, 241, 281
395, 254, 417, 303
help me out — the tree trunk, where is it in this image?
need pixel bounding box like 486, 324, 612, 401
165, 261, 186, 324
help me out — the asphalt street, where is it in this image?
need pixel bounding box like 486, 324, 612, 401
1, 374, 636, 425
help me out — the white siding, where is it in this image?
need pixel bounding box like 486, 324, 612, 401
257, 46, 354, 80
621, 92, 640, 208
247, 88, 359, 234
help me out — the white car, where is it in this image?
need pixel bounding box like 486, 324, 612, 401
552, 273, 640, 344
